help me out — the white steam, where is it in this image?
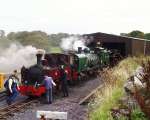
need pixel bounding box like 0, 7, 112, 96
0, 43, 37, 73
60, 36, 87, 51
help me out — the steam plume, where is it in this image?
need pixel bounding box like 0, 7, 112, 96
0, 43, 37, 73
60, 36, 88, 51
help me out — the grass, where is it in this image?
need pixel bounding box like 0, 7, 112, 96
89, 56, 150, 120
90, 88, 123, 120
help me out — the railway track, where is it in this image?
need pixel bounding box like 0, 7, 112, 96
79, 84, 104, 105
0, 91, 7, 102
0, 98, 39, 119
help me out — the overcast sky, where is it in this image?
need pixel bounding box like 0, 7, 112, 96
0, 0, 149, 35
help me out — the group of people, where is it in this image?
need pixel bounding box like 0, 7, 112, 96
44, 65, 69, 104
4, 65, 69, 105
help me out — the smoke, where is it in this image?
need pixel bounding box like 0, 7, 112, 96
60, 36, 88, 51
0, 43, 38, 73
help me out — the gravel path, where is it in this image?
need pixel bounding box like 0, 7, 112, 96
8, 78, 102, 120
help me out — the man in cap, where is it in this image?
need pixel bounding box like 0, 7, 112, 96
60, 65, 69, 97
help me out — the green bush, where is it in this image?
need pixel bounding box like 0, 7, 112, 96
131, 108, 148, 120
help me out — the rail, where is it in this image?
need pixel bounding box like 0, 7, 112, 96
79, 84, 104, 105
0, 91, 7, 102
0, 98, 39, 119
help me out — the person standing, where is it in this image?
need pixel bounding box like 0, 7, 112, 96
5, 75, 20, 105
44, 76, 56, 104
60, 65, 69, 97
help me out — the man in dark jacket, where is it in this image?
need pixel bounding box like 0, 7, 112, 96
60, 65, 69, 97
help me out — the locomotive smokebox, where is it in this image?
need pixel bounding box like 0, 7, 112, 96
78, 47, 82, 54
36, 49, 45, 66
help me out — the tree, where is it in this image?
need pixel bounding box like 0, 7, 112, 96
7, 31, 51, 51
127, 30, 144, 39
48, 33, 70, 47
144, 33, 150, 40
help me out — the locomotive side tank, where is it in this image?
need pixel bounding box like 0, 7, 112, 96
73, 47, 110, 73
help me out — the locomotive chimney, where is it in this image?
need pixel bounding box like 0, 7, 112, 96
36, 49, 45, 66
36, 53, 43, 66
78, 47, 82, 54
